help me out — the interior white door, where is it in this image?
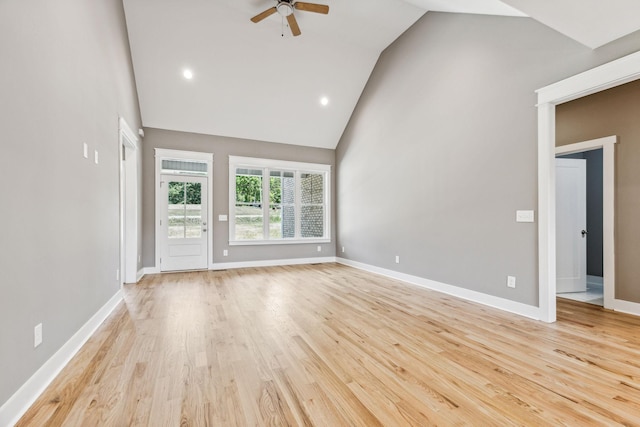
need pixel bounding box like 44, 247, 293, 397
556, 158, 587, 293
160, 175, 208, 271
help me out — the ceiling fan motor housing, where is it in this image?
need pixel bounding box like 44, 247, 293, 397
277, 2, 294, 17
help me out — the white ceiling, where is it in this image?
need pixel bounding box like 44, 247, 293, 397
123, 0, 640, 149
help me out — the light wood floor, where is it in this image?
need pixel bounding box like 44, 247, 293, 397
17, 263, 640, 426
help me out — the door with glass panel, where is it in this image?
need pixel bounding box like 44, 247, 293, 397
160, 175, 208, 271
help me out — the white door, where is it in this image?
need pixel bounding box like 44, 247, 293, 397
160, 175, 208, 271
556, 158, 587, 293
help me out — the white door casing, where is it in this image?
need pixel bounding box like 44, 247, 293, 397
155, 148, 213, 273
536, 48, 640, 322
160, 175, 208, 271
555, 158, 587, 293
119, 117, 139, 285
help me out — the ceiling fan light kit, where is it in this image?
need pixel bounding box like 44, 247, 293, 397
251, 1, 330, 37
276, 3, 294, 17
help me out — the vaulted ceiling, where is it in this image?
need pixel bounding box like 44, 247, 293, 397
123, 0, 640, 149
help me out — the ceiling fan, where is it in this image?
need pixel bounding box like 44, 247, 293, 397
250, 1, 330, 37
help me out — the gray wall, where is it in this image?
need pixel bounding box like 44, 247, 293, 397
0, 0, 141, 408
557, 150, 604, 277
141, 128, 336, 267
336, 12, 640, 306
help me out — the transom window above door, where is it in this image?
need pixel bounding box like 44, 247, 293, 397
228, 156, 331, 245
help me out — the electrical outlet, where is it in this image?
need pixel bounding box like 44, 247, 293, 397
94, 150, 99, 164
317, 246, 322, 252
116, 269, 120, 281
507, 276, 516, 288
83, 142, 88, 159
341, 246, 345, 253
138, 254, 141, 263
223, 249, 228, 257
395, 255, 400, 264
34, 323, 43, 348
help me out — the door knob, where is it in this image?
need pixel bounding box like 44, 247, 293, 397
581, 229, 588, 237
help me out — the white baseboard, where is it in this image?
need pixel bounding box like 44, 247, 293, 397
336, 257, 541, 321
142, 257, 336, 275
211, 256, 337, 270
0, 290, 123, 427
142, 266, 160, 275
136, 268, 145, 282
611, 298, 640, 317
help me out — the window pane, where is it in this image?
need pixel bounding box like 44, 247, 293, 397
269, 171, 295, 239
162, 160, 207, 175
235, 204, 263, 240
235, 168, 264, 240
282, 205, 295, 238
236, 169, 263, 203
301, 206, 324, 238
168, 181, 203, 239
301, 173, 324, 204
269, 206, 282, 238
185, 183, 202, 238
168, 182, 185, 239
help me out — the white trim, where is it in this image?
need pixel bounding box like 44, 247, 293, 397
537, 102, 556, 322
210, 256, 336, 270
536, 51, 639, 322
0, 290, 123, 427
155, 149, 213, 272
336, 258, 540, 320
555, 136, 617, 311
229, 238, 331, 246
137, 268, 145, 282
555, 135, 616, 155
228, 156, 332, 172
143, 266, 160, 275
536, 51, 640, 105
119, 117, 139, 285
610, 299, 640, 317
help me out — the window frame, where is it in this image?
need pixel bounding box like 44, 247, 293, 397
229, 156, 331, 245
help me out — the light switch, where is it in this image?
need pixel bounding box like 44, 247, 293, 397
83, 143, 88, 159
516, 210, 534, 223
219, 214, 228, 222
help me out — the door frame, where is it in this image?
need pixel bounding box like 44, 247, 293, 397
155, 148, 214, 272
537, 50, 640, 322
555, 137, 616, 307
119, 117, 140, 285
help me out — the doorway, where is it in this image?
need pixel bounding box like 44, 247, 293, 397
535, 50, 640, 323
160, 175, 208, 271
556, 149, 604, 306
155, 149, 213, 272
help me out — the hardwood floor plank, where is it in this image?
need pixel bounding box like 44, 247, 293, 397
15, 263, 640, 426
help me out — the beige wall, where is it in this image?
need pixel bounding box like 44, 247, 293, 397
557, 79, 640, 303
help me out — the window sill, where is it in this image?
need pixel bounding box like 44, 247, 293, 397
229, 238, 331, 246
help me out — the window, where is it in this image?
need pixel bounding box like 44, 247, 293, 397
229, 156, 331, 245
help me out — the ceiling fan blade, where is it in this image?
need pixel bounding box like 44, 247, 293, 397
287, 14, 301, 36
251, 7, 277, 23
294, 2, 329, 14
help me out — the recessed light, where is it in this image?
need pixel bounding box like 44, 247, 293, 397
320, 96, 329, 106
183, 69, 194, 80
